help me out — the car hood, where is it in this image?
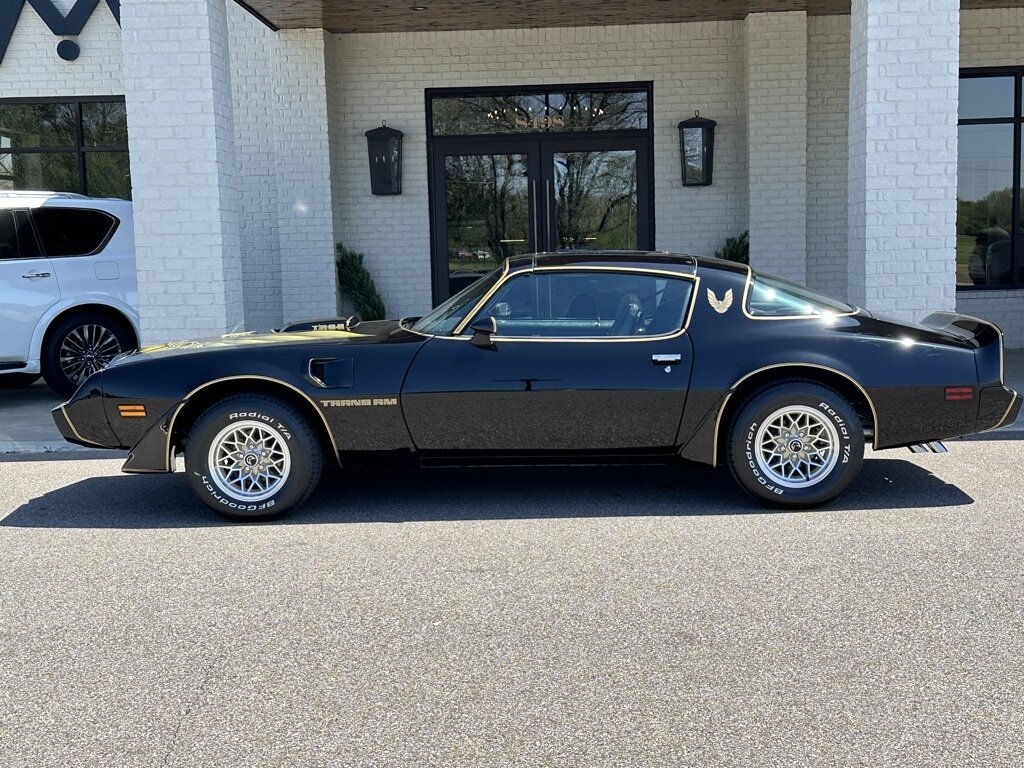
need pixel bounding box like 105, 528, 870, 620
107, 319, 415, 368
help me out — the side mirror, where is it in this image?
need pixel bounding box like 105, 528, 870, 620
469, 317, 497, 348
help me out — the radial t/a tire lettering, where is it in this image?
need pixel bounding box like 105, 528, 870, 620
727, 381, 865, 508
184, 395, 323, 521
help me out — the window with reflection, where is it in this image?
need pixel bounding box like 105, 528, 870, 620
746, 273, 854, 317
0, 98, 130, 199
431, 85, 649, 136
958, 73, 1024, 288
472, 270, 693, 338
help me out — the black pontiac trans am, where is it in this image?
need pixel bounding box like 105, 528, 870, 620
53, 252, 1020, 521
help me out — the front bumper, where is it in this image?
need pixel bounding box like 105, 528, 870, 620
51, 402, 113, 448
52, 403, 89, 447
51, 373, 120, 449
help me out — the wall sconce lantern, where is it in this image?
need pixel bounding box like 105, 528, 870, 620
365, 122, 403, 195
678, 111, 716, 186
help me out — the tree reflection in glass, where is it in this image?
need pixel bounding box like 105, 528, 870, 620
957, 124, 1014, 286
553, 149, 638, 250
445, 153, 529, 284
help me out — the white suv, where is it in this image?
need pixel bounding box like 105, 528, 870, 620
0, 192, 138, 397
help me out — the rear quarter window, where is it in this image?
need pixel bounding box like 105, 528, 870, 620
32, 207, 118, 257
746, 273, 855, 317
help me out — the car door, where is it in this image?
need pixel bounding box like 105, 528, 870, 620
0, 209, 59, 366
402, 268, 696, 454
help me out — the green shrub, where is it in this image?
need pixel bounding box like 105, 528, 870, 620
335, 243, 386, 321
715, 230, 749, 265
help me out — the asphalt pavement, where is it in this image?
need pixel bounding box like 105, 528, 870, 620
1, 442, 1022, 766
0, 381, 64, 452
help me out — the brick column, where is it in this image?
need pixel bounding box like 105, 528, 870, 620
275, 30, 339, 323
847, 0, 959, 319
122, 0, 243, 343
746, 11, 808, 284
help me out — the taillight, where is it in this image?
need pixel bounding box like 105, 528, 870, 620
945, 387, 974, 401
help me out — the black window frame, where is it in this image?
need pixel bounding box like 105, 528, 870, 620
958, 67, 1023, 291
0, 95, 129, 198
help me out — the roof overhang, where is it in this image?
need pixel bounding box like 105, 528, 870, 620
238, 0, 854, 34
239, 0, 1024, 35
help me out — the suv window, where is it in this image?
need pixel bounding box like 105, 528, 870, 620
0, 210, 39, 261
0, 211, 17, 260
31, 208, 118, 257
473, 270, 693, 338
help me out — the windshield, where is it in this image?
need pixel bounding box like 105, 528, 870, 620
747, 273, 855, 317
411, 268, 502, 335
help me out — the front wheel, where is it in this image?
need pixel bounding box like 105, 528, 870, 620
42, 311, 134, 398
727, 382, 865, 508
184, 395, 323, 521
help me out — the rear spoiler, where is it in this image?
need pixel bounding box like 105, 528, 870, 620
920, 311, 1004, 386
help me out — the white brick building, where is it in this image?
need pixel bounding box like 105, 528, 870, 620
1, 0, 1023, 344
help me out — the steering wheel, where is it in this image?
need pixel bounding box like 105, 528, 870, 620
610, 293, 644, 336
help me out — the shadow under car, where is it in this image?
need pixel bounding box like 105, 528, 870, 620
0, 458, 973, 530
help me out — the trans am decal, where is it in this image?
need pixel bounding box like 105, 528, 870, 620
321, 398, 398, 408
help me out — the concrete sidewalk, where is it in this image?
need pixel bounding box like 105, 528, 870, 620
3, 352, 1024, 454
0, 382, 70, 453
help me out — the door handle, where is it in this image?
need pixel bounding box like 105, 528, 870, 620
22, 271, 51, 279
652, 354, 682, 366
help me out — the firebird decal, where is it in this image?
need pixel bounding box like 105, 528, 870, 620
707, 288, 733, 314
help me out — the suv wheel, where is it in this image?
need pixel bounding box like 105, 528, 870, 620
42, 311, 134, 398
727, 381, 865, 508
184, 395, 323, 521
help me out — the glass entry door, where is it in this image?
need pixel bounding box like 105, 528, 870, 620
543, 136, 649, 253
434, 141, 540, 297
431, 136, 652, 301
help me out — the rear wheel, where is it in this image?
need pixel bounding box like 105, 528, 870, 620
42, 311, 134, 398
184, 395, 323, 521
727, 381, 864, 508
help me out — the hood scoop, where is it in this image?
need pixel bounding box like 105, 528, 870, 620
280, 316, 362, 333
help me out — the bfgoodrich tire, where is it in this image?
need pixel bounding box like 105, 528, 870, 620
727, 381, 864, 508
185, 395, 323, 521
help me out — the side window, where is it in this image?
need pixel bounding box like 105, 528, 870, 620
0, 211, 17, 260
474, 270, 693, 338
31, 208, 118, 258
746, 273, 855, 317
13, 210, 40, 258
